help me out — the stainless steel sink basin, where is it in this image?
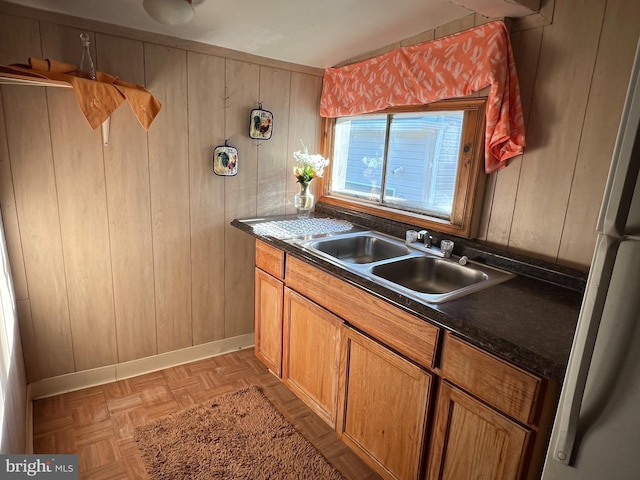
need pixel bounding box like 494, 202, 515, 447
368, 255, 515, 303
309, 232, 411, 264
293, 229, 515, 304
370, 256, 487, 294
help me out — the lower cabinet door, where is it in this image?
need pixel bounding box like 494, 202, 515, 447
427, 381, 531, 480
254, 268, 283, 376
282, 288, 342, 427
338, 327, 433, 480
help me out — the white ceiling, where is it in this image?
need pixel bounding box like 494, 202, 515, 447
4, 0, 534, 68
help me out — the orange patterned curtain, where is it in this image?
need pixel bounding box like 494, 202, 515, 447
320, 21, 525, 173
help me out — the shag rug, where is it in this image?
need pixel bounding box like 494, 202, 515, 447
134, 386, 345, 479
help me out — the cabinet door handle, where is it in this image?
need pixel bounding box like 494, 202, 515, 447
549, 235, 618, 465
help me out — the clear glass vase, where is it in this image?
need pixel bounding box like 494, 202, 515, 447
294, 182, 314, 218
77, 33, 96, 80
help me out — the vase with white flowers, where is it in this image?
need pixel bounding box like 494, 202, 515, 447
292, 142, 329, 218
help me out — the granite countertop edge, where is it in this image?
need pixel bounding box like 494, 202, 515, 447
232, 215, 584, 384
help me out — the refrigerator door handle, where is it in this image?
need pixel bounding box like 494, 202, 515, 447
549, 235, 619, 465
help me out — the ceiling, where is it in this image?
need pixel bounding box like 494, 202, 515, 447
4, 0, 535, 68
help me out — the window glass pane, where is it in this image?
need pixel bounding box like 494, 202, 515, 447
331, 115, 387, 202
383, 111, 464, 219
330, 109, 465, 221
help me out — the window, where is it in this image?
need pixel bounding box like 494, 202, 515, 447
321, 99, 486, 238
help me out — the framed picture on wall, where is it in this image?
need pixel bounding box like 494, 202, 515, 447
249, 107, 273, 140
213, 144, 238, 176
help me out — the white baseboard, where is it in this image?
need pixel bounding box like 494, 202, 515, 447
27, 334, 255, 400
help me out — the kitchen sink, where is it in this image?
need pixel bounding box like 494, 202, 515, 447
368, 255, 515, 303
308, 232, 411, 264
293, 230, 515, 304
370, 256, 487, 294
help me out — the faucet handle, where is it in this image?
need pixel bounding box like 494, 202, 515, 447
405, 230, 418, 243
440, 239, 454, 258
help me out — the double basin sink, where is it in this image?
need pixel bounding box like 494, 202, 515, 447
292, 231, 515, 304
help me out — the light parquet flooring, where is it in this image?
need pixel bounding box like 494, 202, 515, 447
32, 348, 382, 479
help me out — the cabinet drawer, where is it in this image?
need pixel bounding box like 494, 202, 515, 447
255, 240, 284, 279
441, 334, 542, 424
286, 255, 439, 370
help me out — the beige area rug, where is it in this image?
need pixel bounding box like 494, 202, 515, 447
134, 386, 345, 479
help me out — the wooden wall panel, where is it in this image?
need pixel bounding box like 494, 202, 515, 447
16, 300, 37, 384
188, 51, 226, 345
435, 14, 476, 38
145, 44, 192, 353
0, 13, 42, 384
40, 23, 118, 371
286, 73, 323, 215
0, 8, 325, 382
223, 59, 259, 338
557, 0, 640, 267
46, 90, 117, 370
480, 27, 543, 245
0, 14, 40, 302
0, 86, 28, 303
96, 34, 157, 363
0, 13, 42, 64
3, 85, 75, 380
256, 66, 291, 216
508, 0, 607, 262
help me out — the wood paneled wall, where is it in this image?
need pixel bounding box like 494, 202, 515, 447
2, 1, 639, 382
344, 0, 640, 270
481, 0, 640, 269
0, 5, 323, 382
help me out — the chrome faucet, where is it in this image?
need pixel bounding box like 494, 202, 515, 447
418, 230, 433, 248
405, 229, 451, 258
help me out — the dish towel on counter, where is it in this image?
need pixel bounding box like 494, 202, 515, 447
5, 58, 162, 131
320, 21, 525, 173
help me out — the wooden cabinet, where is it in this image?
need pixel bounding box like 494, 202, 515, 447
439, 334, 542, 425
252, 241, 557, 480
427, 333, 552, 480
254, 268, 283, 376
338, 327, 433, 480
285, 255, 439, 370
254, 240, 285, 376
427, 381, 530, 480
282, 288, 342, 427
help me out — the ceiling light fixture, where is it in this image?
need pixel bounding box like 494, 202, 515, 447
143, 0, 195, 26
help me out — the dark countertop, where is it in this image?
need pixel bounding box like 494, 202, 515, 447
232, 213, 585, 383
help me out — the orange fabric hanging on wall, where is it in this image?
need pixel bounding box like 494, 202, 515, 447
320, 21, 525, 173
4, 58, 162, 131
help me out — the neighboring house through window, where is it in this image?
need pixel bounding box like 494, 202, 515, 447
323, 98, 487, 238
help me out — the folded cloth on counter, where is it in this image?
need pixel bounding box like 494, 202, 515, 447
4, 58, 162, 131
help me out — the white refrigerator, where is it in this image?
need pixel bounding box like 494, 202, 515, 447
541, 38, 640, 479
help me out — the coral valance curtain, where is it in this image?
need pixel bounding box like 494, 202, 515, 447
320, 21, 525, 173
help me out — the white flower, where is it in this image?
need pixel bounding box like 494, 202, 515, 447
293, 141, 329, 183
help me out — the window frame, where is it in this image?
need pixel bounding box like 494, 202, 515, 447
319, 98, 487, 239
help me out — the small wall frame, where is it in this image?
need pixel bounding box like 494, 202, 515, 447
213, 142, 238, 176
249, 105, 273, 140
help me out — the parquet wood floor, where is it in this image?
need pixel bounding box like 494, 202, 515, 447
32, 348, 382, 479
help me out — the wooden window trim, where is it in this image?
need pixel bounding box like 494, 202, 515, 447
318, 98, 487, 239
